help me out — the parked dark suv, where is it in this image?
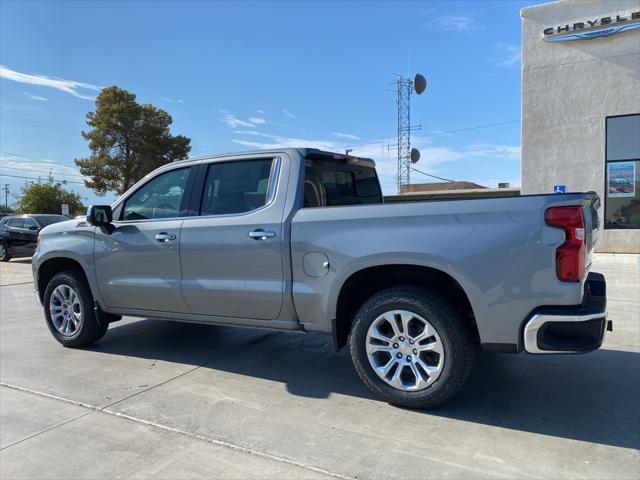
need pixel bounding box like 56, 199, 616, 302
0, 214, 68, 261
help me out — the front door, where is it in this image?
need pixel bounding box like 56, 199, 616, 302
180, 157, 285, 320
94, 167, 192, 313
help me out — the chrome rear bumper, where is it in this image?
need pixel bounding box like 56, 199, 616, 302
524, 272, 609, 354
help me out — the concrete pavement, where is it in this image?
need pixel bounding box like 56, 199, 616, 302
1, 254, 638, 479
0, 259, 32, 286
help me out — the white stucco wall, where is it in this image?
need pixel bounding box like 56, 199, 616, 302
521, 0, 640, 253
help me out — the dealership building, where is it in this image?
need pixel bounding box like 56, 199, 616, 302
521, 0, 640, 252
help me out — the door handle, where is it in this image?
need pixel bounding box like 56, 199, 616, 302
154, 232, 176, 242
248, 229, 276, 240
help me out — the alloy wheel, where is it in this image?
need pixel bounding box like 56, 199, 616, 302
365, 309, 444, 391
49, 284, 83, 336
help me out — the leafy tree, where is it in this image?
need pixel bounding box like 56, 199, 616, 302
75, 86, 191, 196
17, 176, 84, 216
0, 205, 14, 216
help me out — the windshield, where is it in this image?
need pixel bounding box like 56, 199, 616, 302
36, 215, 68, 227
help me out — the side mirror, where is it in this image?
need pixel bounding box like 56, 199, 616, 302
28, 225, 40, 231
87, 205, 113, 226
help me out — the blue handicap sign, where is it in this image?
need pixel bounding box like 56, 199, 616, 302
553, 184, 566, 194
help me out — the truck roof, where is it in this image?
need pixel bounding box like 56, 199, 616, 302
174, 147, 376, 168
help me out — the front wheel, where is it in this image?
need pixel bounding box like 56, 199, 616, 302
350, 286, 474, 409
0, 241, 11, 262
44, 270, 108, 347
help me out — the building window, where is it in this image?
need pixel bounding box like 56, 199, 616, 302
605, 114, 640, 229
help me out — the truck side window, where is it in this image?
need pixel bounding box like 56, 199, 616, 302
200, 159, 274, 216
122, 167, 190, 221
303, 157, 382, 208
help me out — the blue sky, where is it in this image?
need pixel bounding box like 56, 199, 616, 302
0, 0, 538, 206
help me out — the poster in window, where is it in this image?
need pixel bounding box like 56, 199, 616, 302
607, 162, 635, 198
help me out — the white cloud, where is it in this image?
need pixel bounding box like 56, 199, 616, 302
464, 144, 520, 161
283, 109, 298, 119
162, 97, 184, 104
332, 132, 361, 141
221, 113, 256, 128
220, 112, 267, 128
495, 43, 521, 67
0, 65, 101, 100
256, 109, 265, 114
232, 130, 276, 138
231, 135, 339, 152
436, 15, 483, 32
24, 92, 47, 101
230, 128, 519, 195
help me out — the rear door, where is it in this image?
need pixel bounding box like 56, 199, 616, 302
179, 156, 285, 319
5, 218, 31, 255
94, 166, 194, 312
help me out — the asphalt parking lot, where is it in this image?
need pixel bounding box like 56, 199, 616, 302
0, 254, 638, 479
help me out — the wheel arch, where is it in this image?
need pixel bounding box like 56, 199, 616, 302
37, 256, 92, 305
333, 264, 479, 350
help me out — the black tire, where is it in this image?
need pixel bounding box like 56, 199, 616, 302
43, 270, 108, 347
0, 241, 11, 262
350, 286, 473, 409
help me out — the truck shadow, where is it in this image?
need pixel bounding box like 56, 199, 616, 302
94, 318, 639, 450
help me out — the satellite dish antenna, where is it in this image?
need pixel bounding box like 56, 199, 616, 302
410, 148, 421, 163
413, 73, 427, 95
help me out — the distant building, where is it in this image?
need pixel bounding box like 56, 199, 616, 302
521, 0, 640, 253
400, 181, 487, 194
386, 182, 520, 202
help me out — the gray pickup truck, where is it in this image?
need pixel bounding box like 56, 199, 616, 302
32, 148, 610, 408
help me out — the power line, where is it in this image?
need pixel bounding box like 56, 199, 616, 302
0, 150, 78, 168
0, 165, 84, 179
410, 166, 455, 183
348, 119, 520, 150
0, 173, 85, 185
415, 120, 520, 138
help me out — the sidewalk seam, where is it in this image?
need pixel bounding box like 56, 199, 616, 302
0, 410, 93, 451
0, 383, 355, 480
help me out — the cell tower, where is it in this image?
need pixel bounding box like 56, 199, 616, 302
396, 73, 426, 193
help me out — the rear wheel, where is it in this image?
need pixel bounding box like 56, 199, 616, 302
350, 286, 473, 409
0, 241, 11, 262
44, 270, 108, 347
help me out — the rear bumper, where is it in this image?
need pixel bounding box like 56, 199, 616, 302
524, 272, 610, 354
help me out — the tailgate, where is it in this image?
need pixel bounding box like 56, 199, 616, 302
582, 192, 600, 271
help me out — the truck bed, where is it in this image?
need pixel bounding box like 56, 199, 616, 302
290, 192, 599, 349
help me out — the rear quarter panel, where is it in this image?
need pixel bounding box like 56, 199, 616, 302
291, 194, 592, 346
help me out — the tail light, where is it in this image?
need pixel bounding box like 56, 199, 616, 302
545, 206, 585, 282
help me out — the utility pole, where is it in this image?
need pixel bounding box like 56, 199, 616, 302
3, 184, 9, 209
396, 76, 413, 192
395, 73, 426, 194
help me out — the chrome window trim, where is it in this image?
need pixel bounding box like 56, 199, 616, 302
111, 155, 282, 224
184, 156, 281, 222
